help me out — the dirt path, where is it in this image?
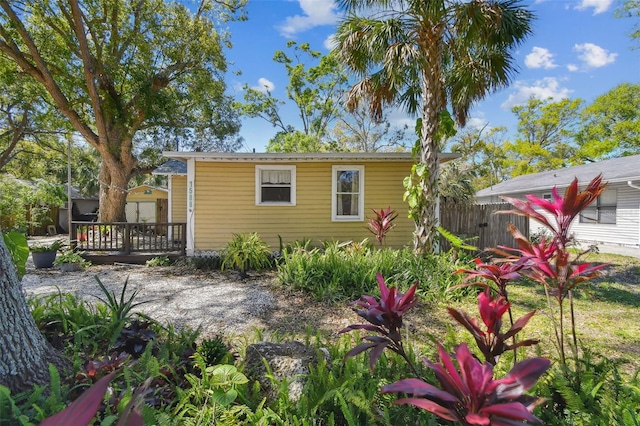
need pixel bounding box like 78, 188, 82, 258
21, 262, 353, 340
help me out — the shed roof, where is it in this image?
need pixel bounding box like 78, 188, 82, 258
476, 154, 640, 197
161, 151, 459, 163
152, 159, 187, 175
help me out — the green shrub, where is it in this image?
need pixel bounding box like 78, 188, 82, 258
221, 233, 272, 278
28, 292, 111, 354
197, 336, 231, 366
145, 256, 170, 267
276, 242, 469, 302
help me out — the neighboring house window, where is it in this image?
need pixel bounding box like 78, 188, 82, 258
542, 193, 552, 201
255, 165, 296, 205
332, 165, 364, 221
579, 189, 616, 224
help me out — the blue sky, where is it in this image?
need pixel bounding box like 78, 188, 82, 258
223, 0, 639, 152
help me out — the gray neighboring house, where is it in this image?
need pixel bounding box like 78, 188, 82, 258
475, 155, 640, 251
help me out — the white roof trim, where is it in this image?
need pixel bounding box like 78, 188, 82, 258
162, 151, 459, 163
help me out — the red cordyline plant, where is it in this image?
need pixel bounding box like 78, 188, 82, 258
341, 273, 549, 423
497, 174, 608, 365
340, 273, 419, 374
381, 343, 550, 425
368, 206, 398, 245
455, 256, 532, 363
448, 289, 539, 366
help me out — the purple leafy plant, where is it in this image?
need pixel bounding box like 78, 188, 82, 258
340, 273, 419, 374
381, 343, 550, 425
448, 290, 539, 365
368, 206, 398, 246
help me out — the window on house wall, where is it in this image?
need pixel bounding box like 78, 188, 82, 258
332, 165, 364, 221
579, 189, 617, 224
255, 165, 296, 205
542, 193, 552, 201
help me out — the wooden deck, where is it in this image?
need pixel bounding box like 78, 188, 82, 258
71, 221, 187, 264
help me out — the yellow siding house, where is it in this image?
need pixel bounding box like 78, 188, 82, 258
158, 152, 457, 254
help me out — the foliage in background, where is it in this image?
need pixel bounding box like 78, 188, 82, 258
0, 178, 66, 233
574, 83, 640, 161
236, 41, 349, 152
221, 232, 273, 278
0, 0, 246, 222
504, 97, 583, 176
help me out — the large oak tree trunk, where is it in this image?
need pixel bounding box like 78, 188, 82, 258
0, 236, 68, 393
95, 137, 137, 222
97, 160, 131, 222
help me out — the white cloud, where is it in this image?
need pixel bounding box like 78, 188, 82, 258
575, 0, 613, 14
251, 78, 275, 93
501, 77, 572, 109
524, 47, 557, 69
566, 64, 579, 72
387, 109, 418, 129
323, 33, 336, 51
277, 0, 341, 38
465, 117, 489, 130
574, 43, 617, 68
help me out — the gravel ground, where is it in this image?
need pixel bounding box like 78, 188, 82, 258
20, 258, 354, 340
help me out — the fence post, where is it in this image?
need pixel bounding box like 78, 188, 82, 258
123, 223, 131, 254
70, 222, 77, 250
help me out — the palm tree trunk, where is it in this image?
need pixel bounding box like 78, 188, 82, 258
414, 29, 445, 255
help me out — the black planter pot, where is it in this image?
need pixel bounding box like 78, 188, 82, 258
32, 251, 57, 269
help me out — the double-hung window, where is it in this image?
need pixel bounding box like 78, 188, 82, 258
255, 165, 296, 205
579, 189, 616, 224
332, 165, 364, 221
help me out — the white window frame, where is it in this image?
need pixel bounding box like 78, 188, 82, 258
255, 165, 296, 206
579, 189, 617, 224
332, 165, 364, 221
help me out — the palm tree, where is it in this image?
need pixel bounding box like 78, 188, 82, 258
334, 0, 534, 254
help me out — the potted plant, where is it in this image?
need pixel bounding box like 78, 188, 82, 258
53, 249, 91, 272
30, 240, 64, 269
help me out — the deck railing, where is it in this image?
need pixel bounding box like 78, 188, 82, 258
70, 222, 187, 255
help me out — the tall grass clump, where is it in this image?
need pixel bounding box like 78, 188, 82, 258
276, 240, 470, 302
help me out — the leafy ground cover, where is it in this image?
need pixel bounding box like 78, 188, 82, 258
6, 234, 640, 424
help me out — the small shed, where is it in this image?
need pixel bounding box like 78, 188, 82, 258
125, 185, 168, 223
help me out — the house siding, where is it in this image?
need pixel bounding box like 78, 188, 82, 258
192, 161, 414, 250
481, 183, 640, 247
171, 176, 187, 223
126, 186, 167, 202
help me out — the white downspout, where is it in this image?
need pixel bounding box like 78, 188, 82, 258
628, 181, 640, 247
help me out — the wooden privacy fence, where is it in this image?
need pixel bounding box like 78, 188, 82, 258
70, 221, 186, 255
439, 202, 529, 254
